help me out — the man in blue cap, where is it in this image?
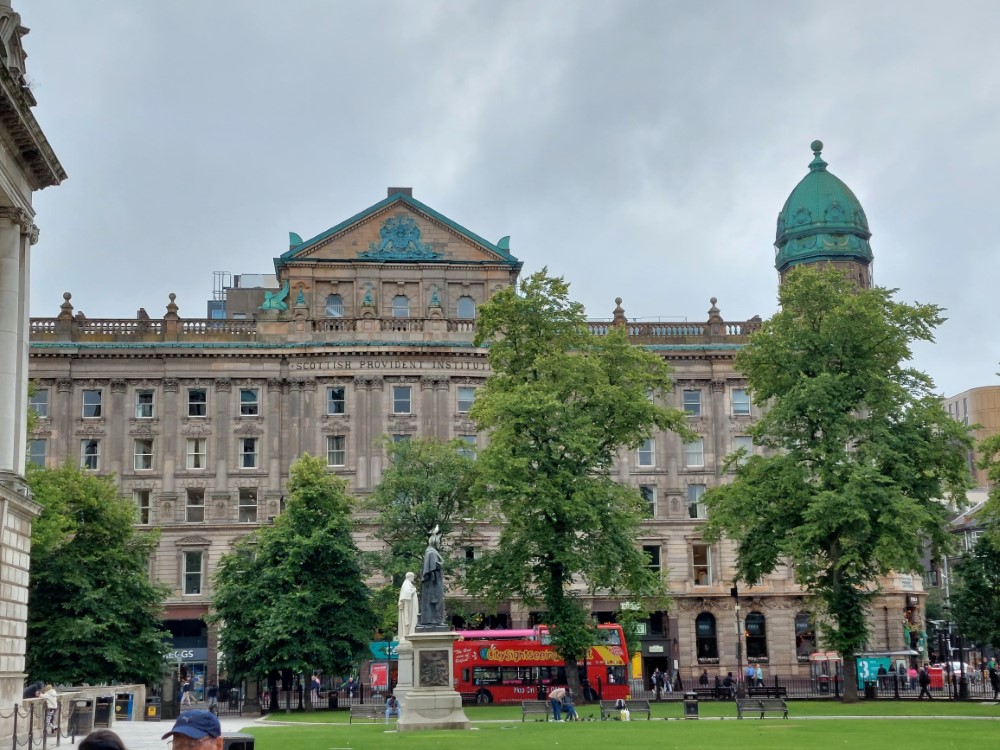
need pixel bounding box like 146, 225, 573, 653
161, 710, 222, 750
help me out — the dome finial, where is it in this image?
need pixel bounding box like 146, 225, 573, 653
808, 139, 827, 172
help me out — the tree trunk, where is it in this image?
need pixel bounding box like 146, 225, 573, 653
565, 655, 584, 702
841, 655, 859, 703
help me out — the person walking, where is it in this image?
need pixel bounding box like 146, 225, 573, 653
206, 682, 218, 713
989, 666, 1000, 700
180, 679, 194, 706
651, 668, 662, 700
917, 665, 933, 700
754, 665, 764, 687
699, 669, 709, 687
41, 684, 58, 734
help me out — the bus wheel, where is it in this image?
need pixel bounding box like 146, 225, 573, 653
476, 690, 493, 705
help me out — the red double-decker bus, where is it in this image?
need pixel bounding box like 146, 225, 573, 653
453, 624, 629, 704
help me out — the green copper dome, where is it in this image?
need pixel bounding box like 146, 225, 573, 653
774, 141, 873, 274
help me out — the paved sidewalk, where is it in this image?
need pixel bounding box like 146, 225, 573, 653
67, 715, 261, 750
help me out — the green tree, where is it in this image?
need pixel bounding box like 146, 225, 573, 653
703, 267, 972, 701
952, 534, 1000, 649
977, 433, 1000, 535
212, 454, 376, 698
363, 437, 476, 636
466, 269, 687, 697
26, 465, 170, 684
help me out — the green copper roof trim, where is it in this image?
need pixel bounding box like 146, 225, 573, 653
774, 141, 873, 273
275, 192, 521, 271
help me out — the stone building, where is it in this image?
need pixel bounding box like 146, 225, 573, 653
27, 146, 921, 689
0, 0, 65, 733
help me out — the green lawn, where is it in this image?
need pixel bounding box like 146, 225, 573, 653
238, 715, 1000, 750
263, 698, 1000, 723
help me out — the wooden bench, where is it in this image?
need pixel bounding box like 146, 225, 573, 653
746, 686, 788, 699
694, 687, 732, 700
521, 700, 550, 721
599, 699, 652, 720
736, 697, 788, 720
348, 704, 387, 723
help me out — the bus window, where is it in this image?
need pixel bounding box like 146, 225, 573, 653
473, 667, 501, 686
501, 667, 519, 684
462, 669, 470, 683
598, 628, 622, 647
607, 666, 626, 685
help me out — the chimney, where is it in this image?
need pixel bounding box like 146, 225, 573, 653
388, 187, 413, 197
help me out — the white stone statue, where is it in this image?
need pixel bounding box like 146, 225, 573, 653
398, 571, 419, 641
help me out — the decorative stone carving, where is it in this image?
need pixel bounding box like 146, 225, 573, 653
110, 379, 127, 393
163, 378, 179, 392
215, 378, 232, 392
181, 420, 213, 435
267, 378, 283, 392
129, 424, 156, 437
453, 417, 476, 433
358, 216, 442, 260
56, 378, 73, 393
418, 650, 450, 686
356, 374, 383, 390
711, 379, 727, 393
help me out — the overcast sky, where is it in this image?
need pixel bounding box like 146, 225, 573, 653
18, 0, 1000, 397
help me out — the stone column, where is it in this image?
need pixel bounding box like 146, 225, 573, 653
266, 379, 283, 494
711, 379, 726, 469
0, 210, 25, 475
421, 376, 436, 439
300, 378, 317, 456
56, 378, 73, 460
288, 380, 302, 462
109, 379, 127, 476
214, 379, 232, 485
162, 379, 179, 494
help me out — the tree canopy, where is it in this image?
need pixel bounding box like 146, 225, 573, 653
703, 266, 972, 700
952, 534, 1000, 650
465, 269, 687, 695
212, 454, 376, 688
26, 465, 170, 684
363, 437, 476, 636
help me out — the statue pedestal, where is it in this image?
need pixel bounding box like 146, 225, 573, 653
396, 631, 469, 732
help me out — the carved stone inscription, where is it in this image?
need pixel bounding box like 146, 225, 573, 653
419, 650, 450, 687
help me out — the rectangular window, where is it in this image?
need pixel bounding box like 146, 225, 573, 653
238, 488, 258, 523
392, 434, 411, 443
134, 489, 151, 524
683, 390, 701, 417
240, 438, 258, 469
733, 435, 753, 466
82, 389, 102, 418
687, 483, 707, 519
28, 438, 46, 467
185, 489, 205, 523
640, 485, 656, 518
133, 438, 154, 470
327, 435, 346, 467
186, 438, 207, 470
81, 439, 100, 470
135, 390, 154, 419
457, 434, 476, 459
327, 386, 346, 415
392, 385, 412, 414
29, 389, 49, 418
684, 437, 705, 468
732, 388, 751, 416
643, 545, 661, 573
692, 544, 712, 585
188, 389, 207, 417
183, 551, 203, 595
457, 386, 475, 413
240, 388, 259, 416
637, 438, 654, 467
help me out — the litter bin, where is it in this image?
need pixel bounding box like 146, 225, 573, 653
70, 699, 94, 736
94, 697, 113, 728
115, 693, 133, 721
683, 691, 699, 719
817, 675, 830, 694
863, 681, 877, 700
327, 690, 338, 710
145, 697, 161, 721
223, 733, 255, 750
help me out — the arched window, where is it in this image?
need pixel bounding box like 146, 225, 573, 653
695, 612, 718, 660
325, 294, 344, 317
456, 295, 476, 319
795, 612, 816, 659
745, 611, 768, 659
392, 295, 410, 318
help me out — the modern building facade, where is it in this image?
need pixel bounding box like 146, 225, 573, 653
0, 0, 66, 734
28, 147, 921, 689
